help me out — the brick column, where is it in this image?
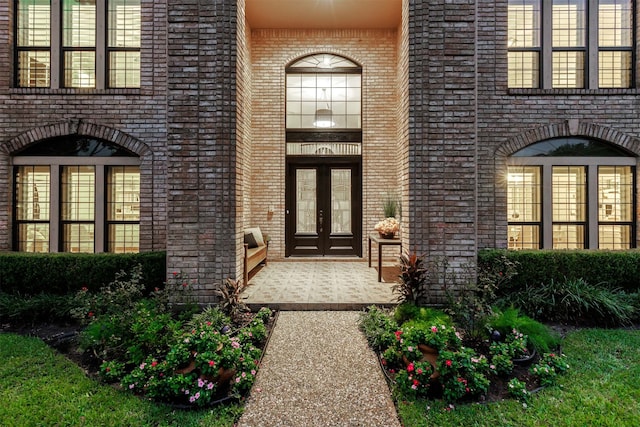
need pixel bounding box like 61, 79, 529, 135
408, 0, 477, 303
166, 0, 237, 303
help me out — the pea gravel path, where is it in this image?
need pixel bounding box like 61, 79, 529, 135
237, 311, 401, 427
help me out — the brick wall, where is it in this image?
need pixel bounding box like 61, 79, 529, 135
0, 0, 168, 252
166, 0, 238, 302
249, 29, 401, 259
408, 0, 478, 303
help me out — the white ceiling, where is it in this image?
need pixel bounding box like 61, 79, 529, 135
245, 0, 402, 29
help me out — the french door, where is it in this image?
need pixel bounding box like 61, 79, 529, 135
285, 158, 362, 256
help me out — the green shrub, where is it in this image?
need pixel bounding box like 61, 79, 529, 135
358, 306, 399, 351
480, 249, 640, 293
0, 251, 166, 295
489, 307, 560, 353
0, 292, 77, 324
504, 277, 635, 326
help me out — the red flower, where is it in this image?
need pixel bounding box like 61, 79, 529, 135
407, 363, 415, 372
417, 368, 423, 375
413, 379, 420, 386
172, 271, 178, 276
208, 360, 215, 367
182, 282, 188, 287
88, 312, 94, 318
394, 330, 403, 340
151, 361, 158, 367
106, 367, 111, 372
445, 360, 452, 367
81, 286, 88, 292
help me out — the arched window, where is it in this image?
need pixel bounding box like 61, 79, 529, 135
13, 135, 140, 253
507, 137, 636, 249
285, 53, 362, 156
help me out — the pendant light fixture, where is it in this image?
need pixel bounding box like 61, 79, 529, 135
313, 88, 335, 128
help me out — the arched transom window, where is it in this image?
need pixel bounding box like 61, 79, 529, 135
285, 53, 362, 156
507, 137, 636, 250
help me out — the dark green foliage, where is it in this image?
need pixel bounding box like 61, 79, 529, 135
480, 249, 640, 293
489, 307, 560, 353
0, 251, 166, 296
393, 251, 428, 303
394, 303, 453, 328
0, 292, 77, 324
358, 306, 399, 351
503, 277, 636, 326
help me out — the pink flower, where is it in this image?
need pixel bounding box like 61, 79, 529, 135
189, 396, 196, 403
231, 340, 241, 349
407, 346, 414, 352
198, 379, 205, 388
129, 383, 135, 389
417, 368, 423, 375
81, 286, 88, 292
207, 382, 214, 390
251, 370, 257, 375
431, 326, 438, 332
139, 362, 146, 370
235, 377, 241, 383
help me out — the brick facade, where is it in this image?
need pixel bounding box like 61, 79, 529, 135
1, 0, 640, 304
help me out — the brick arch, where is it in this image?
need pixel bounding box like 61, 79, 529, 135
1, 120, 151, 157
495, 121, 640, 158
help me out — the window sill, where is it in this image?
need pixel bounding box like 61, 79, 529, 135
10, 88, 142, 96
508, 88, 640, 96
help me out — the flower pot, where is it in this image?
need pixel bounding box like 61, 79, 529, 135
513, 348, 537, 366
379, 232, 395, 239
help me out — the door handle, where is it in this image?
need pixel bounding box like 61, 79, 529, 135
319, 209, 323, 233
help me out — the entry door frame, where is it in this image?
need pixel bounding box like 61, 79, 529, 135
285, 156, 362, 257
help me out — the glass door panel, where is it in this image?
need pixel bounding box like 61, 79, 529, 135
331, 169, 351, 233
296, 169, 317, 234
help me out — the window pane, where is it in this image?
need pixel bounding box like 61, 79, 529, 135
552, 51, 585, 88
331, 169, 351, 233
17, 51, 50, 87
508, 51, 540, 88
109, 51, 140, 88
552, 166, 586, 222
64, 51, 96, 87
61, 166, 95, 221
508, 225, 540, 249
286, 72, 362, 129
296, 169, 316, 233
599, 0, 633, 46
109, 224, 139, 253
508, 0, 541, 48
17, 223, 50, 252
15, 165, 50, 253
63, 0, 96, 47
17, 0, 51, 47
599, 51, 632, 88
553, 224, 585, 248
552, 0, 586, 47
599, 225, 631, 249
507, 166, 541, 222
15, 166, 50, 221
108, 166, 140, 221
63, 223, 94, 252
108, 0, 141, 48
599, 166, 633, 221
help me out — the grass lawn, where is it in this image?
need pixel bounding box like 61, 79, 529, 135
0, 333, 241, 427
397, 328, 640, 426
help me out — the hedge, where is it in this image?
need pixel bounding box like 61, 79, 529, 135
479, 249, 640, 293
0, 251, 166, 296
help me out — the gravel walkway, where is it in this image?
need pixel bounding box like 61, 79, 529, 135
237, 311, 401, 427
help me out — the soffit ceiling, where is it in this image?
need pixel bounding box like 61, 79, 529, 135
245, 0, 402, 29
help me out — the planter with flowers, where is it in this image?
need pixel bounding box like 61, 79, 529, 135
375, 217, 400, 239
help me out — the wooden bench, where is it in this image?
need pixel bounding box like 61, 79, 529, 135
243, 228, 268, 285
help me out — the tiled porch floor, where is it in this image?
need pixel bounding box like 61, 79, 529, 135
241, 260, 400, 310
